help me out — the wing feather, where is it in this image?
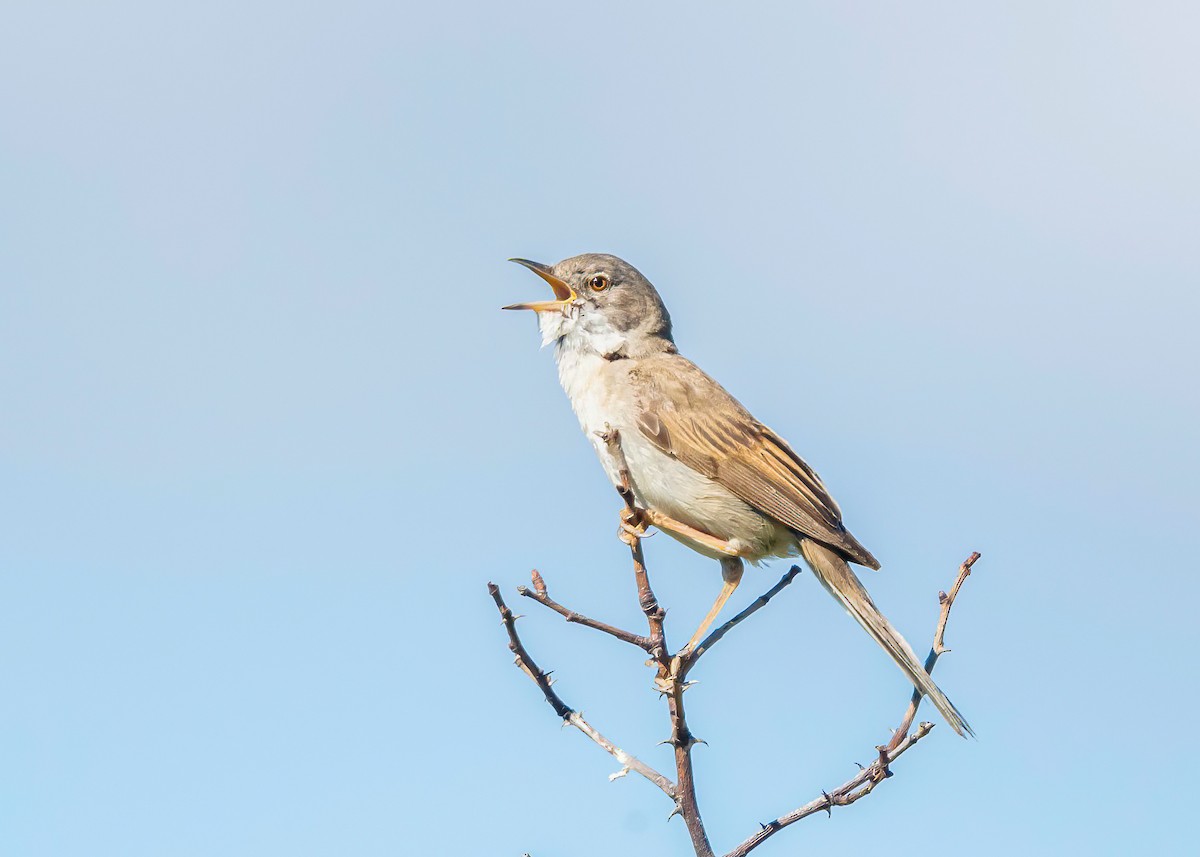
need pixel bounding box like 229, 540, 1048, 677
632, 359, 880, 569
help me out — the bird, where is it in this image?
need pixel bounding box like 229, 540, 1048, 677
503, 253, 970, 737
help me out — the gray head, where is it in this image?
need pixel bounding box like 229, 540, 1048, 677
503, 253, 675, 358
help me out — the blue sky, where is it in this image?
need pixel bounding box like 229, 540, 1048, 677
2, 2, 1197, 855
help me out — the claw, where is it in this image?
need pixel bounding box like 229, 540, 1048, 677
619, 507, 649, 538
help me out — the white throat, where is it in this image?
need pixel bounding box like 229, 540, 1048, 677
547, 313, 624, 488
536, 303, 629, 358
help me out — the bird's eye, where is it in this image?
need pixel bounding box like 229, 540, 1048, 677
588, 274, 610, 292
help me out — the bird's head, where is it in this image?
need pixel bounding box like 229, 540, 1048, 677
503, 253, 674, 357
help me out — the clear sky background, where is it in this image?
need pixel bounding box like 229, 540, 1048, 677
2, 2, 1197, 855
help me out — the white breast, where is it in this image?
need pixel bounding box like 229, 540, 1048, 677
556, 343, 625, 486
553, 339, 794, 563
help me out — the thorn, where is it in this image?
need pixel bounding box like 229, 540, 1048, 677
822, 791, 834, 817
680, 680, 699, 693
512, 614, 525, 621
854, 762, 865, 770
666, 804, 682, 822
657, 738, 672, 746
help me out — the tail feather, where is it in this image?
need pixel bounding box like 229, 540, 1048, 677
800, 539, 973, 738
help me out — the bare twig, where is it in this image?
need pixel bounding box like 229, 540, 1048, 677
684, 565, 803, 668
487, 582, 676, 798
722, 723, 935, 857
660, 652, 713, 857
518, 569, 652, 652
887, 551, 981, 751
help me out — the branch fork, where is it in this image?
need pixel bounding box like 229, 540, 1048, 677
488, 427, 982, 857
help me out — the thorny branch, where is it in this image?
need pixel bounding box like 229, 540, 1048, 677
487, 582, 676, 798
518, 569, 652, 652
887, 550, 981, 751
488, 428, 982, 857
601, 426, 713, 857
722, 724, 936, 857
687, 565, 803, 666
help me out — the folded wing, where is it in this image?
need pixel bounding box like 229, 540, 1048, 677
633, 359, 880, 569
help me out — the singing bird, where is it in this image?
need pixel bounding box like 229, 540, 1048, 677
504, 253, 970, 737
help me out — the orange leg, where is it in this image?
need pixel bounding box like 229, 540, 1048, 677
622, 506, 746, 655
643, 509, 743, 557
681, 556, 745, 654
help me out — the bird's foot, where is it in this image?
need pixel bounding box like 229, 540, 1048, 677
667, 642, 697, 679
619, 506, 649, 541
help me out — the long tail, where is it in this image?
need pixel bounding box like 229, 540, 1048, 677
800, 539, 973, 738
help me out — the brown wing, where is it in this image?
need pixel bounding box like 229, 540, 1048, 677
632, 358, 880, 569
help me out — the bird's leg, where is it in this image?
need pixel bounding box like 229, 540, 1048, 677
680, 556, 744, 656
643, 509, 742, 558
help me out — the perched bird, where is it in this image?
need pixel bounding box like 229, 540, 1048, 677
504, 253, 970, 737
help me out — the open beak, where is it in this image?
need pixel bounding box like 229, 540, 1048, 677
503, 258, 577, 311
